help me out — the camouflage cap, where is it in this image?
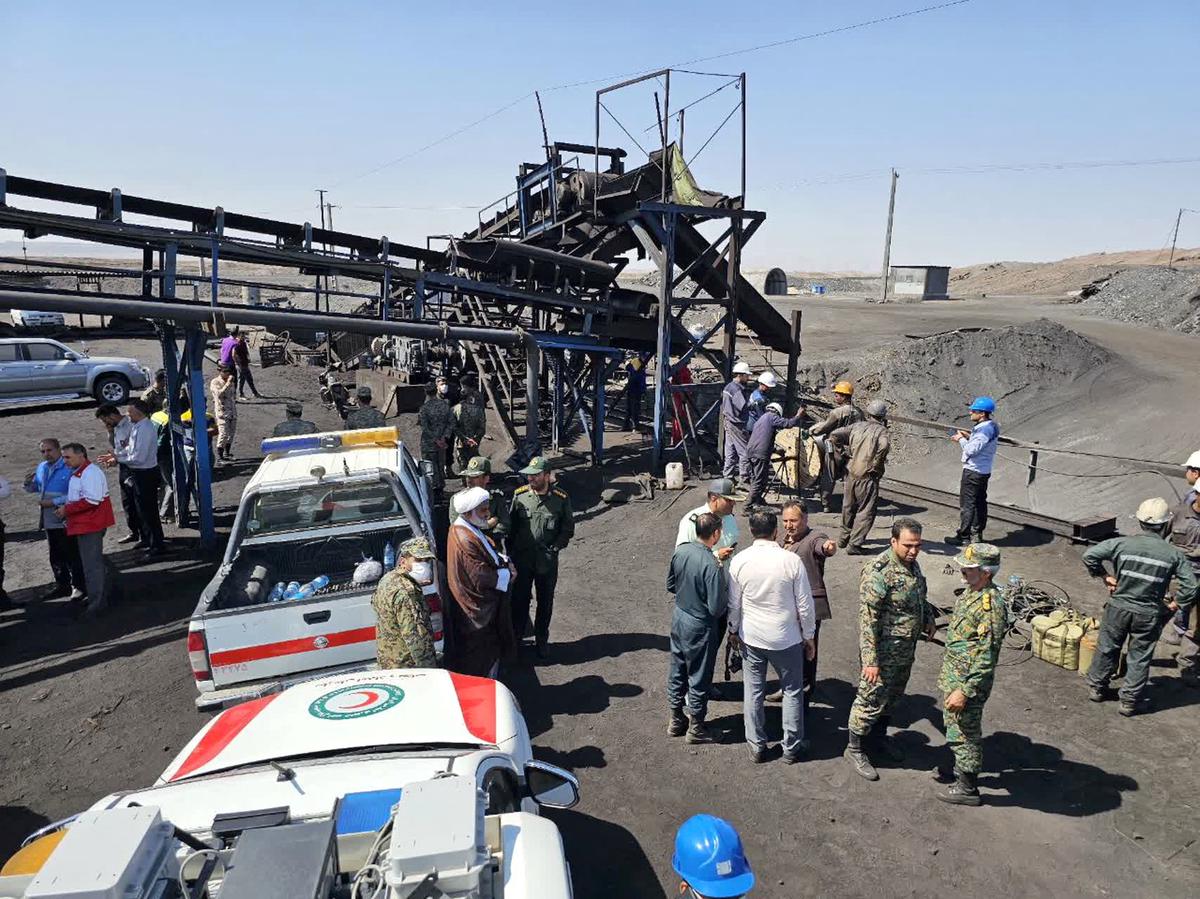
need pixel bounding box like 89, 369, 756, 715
519, 456, 547, 475
954, 542, 1000, 569
399, 536, 436, 560
463, 455, 492, 477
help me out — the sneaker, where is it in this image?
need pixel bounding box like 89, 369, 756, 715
117, 533, 140, 545
749, 745, 769, 764
667, 708, 688, 738
686, 718, 717, 745
1118, 702, 1138, 717
1087, 686, 1106, 703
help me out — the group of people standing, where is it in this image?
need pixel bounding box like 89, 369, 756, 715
665, 474, 1015, 807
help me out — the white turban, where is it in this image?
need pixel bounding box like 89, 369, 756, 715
452, 486, 490, 517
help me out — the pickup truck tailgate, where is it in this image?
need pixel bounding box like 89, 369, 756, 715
205, 589, 377, 689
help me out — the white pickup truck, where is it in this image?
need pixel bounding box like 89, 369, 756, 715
188, 427, 446, 711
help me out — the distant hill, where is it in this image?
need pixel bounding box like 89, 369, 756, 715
948, 247, 1200, 297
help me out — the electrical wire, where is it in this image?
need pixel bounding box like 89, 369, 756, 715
177, 848, 225, 898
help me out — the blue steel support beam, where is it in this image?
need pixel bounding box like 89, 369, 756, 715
185, 328, 216, 547
650, 209, 676, 472
158, 245, 188, 521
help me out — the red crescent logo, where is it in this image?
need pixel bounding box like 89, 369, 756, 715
342, 690, 379, 710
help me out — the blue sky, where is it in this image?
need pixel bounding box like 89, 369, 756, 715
2, 1, 1197, 269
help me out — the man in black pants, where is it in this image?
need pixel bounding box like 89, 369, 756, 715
100, 399, 166, 557
946, 397, 1000, 546
0, 475, 11, 609
96, 404, 143, 544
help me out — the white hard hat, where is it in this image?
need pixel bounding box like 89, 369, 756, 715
766, 402, 783, 415
1135, 497, 1171, 525
1185, 450, 1200, 470
732, 362, 752, 375
757, 371, 779, 388
453, 486, 490, 517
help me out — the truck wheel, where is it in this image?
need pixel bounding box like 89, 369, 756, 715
93, 374, 131, 405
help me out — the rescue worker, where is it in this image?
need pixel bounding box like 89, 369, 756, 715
745, 370, 779, 432
808, 380, 863, 512
417, 381, 454, 495
271, 401, 319, 437
744, 401, 807, 509
1163, 449, 1200, 648
844, 517, 937, 781
946, 396, 1000, 546
509, 456, 574, 659
666, 512, 728, 744
1084, 497, 1198, 715
345, 385, 386, 430
721, 362, 755, 487
141, 369, 168, 411
371, 536, 438, 669
462, 456, 509, 546
453, 389, 487, 476
829, 399, 891, 555
672, 815, 755, 898
209, 367, 237, 462
934, 543, 1007, 806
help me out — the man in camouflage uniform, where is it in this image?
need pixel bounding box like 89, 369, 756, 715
844, 516, 938, 781
453, 392, 487, 476
934, 542, 1007, 806
418, 381, 454, 495
509, 456, 574, 659
345, 385, 387, 430
371, 536, 438, 670
271, 401, 319, 437
462, 455, 510, 547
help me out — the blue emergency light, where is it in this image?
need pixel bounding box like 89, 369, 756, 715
260, 427, 399, 455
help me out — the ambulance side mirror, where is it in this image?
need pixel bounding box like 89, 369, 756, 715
524, 761, 580, 809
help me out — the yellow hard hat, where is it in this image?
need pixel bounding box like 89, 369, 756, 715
833, 381, 854, 396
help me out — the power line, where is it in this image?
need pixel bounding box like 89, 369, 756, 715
328, 1, 978, 190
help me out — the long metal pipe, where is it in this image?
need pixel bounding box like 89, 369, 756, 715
0, 287, 542, 443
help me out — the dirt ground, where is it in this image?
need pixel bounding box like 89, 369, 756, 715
1, 322, 1197, 898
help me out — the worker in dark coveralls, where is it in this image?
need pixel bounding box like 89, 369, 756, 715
1084, 497, 1198, 716
371, 536, 438, 669
744, 401, 807, 509
509, 456, 574, 659
666, 512, 729, 746
933, 542, 1007, 806
345, 385, 386, 430
721, 361, 755, 486
272, 401, 319, 437
829, 399, 891, 555
844, 517, 937, 781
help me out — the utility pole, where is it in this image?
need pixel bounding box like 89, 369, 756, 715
880, 168, 899, 302
1168, 207, 1184, 270
325, 202, 340, 312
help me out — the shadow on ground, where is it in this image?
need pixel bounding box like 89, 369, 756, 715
545, 808, 667, 899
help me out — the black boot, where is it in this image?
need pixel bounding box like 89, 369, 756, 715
844, 731, 879, 781
872, 718, 904, 763
667, 707, 688, 738
686, 714, 717, 745
944, 534, 966, 547
936, 770, 981, 806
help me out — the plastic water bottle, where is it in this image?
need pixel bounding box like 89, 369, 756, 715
294, 575, 330, 600
268, 582, 286, 602
283, 580, 302, 600
383, 541, 396, 572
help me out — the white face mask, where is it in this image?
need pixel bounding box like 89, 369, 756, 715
408, 561, 433, 584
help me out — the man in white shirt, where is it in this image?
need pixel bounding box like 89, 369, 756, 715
0, 473, 11, 609
100, 399, 166, 556
728, 510, 816, 764
676, 478, 740, 563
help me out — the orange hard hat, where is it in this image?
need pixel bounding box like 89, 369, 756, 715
833, 381, 854, 396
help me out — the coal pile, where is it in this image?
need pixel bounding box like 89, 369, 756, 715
1080, 266, 1200, 335
792, 319, 1114, 463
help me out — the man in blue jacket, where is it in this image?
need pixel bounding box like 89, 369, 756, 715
744, 402, 807, 509
946, 396, 1000, 546
23, 438, 85, 601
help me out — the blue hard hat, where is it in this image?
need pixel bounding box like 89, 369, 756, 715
969, 396, 996, 413
672, 815, 755, 897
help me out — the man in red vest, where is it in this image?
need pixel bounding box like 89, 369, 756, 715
54, 443, 116, 616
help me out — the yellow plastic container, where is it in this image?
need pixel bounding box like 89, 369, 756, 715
1032, 610, 1085, 670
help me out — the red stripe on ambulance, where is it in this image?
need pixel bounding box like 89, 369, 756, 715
171, 693, 279, 781
209, 626, 378, 668
449, 673, 498, 744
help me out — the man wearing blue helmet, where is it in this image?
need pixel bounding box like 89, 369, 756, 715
673, 814, 755, 897
946, 396, 999, 547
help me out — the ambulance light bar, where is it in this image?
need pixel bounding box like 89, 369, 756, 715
261, 427, 399, 455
